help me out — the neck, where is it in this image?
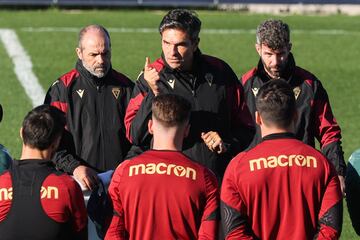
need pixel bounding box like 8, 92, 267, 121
20, 144, 52, 160
260, 126, 293, 138
152, 130, 184, 151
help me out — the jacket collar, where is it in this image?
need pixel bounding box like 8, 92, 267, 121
75, 59, 113, 87
14, 159, 53, 169
262, 132, 296, 141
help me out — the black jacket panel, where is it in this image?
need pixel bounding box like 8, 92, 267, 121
125, 50, 255, 177
45, 61, 134, 173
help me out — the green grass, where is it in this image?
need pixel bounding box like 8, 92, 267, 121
0, 9, 359, 239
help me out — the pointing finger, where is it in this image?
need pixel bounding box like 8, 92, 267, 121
145, 57, 151, 69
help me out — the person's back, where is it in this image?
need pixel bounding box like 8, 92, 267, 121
106, 94, 219, 240
107, 150, 217, 239
222, 136, 340, 239
0, 105, 87, 240
0, 160, 86, 240
221, 80, 342, 239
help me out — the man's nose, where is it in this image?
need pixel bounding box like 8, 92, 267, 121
97, 54, 105, 64
169, 45, 178, 56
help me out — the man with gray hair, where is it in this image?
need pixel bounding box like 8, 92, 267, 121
241, 19, 346, 193
45, 24, 134, 190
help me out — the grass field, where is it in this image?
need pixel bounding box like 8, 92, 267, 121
0, 9, 359, 239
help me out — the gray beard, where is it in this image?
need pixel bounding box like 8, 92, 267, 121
82, 61, 109, 78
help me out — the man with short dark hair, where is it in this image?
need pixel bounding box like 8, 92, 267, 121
221, 80, 342, 239
0, 105, 87, 239
125, 9, 254, 178
241, 19, 346, 192
106, 94, 219, 240
45, 24, 134, 190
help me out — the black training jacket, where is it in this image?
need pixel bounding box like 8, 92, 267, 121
241, 53, 346, 176
45, 60, 134, 173
125, 50, 255, 177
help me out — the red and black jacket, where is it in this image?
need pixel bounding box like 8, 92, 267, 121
45, 60, 134, 173
125, 50, 254, 177
241, 53, 346, 176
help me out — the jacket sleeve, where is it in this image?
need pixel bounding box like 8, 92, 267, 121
105, 163, 127, 240
316, 166, 343, 239
198, 169, 219, 240
44, 80, 82, 174
313, 81, 346, 176
124, 73, 155, 145
220, 155, 256, 240
225, 66, 255, 155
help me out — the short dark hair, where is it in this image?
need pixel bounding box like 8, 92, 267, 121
78, 24, 111, 49
152, 94, 191, 128
22, 105, 66, 150
256, 19, 290, 50
255, 79, 296, 128
159, 9, 201, 42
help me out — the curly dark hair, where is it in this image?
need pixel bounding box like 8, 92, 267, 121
256, 19, 290, 50
159, 9, 201, 42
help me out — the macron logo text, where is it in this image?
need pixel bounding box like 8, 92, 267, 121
129, 163, 197, 180
249, 154, 317, 171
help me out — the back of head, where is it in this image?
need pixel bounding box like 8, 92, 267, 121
22, 105, 66, 150
152, 94, 191, 128
255, 79, 296, 129
256, 19, 290, 50
159, 9, 201, 41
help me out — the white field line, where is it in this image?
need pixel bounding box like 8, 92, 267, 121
21, 27, 360, 35
0, 29, 45, 107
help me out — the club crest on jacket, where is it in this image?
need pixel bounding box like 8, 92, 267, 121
112, 88, 121, 99
293, 86, 301, 100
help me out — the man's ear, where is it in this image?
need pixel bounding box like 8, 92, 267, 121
19, 127, 23, 140
288, 42, 292, 52
148, 119, 154, 135
192, 38, 200, 52
255, 44, 262, 56
76, 47, 83, 60
255, 111, 262, 126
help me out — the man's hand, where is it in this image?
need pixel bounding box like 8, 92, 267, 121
338, 175, 346, 197
73, 165, 99, 191
144, 57, 161, 96
201, 131, 227, 154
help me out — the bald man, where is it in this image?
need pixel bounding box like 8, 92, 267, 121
45, 25, 134, 190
